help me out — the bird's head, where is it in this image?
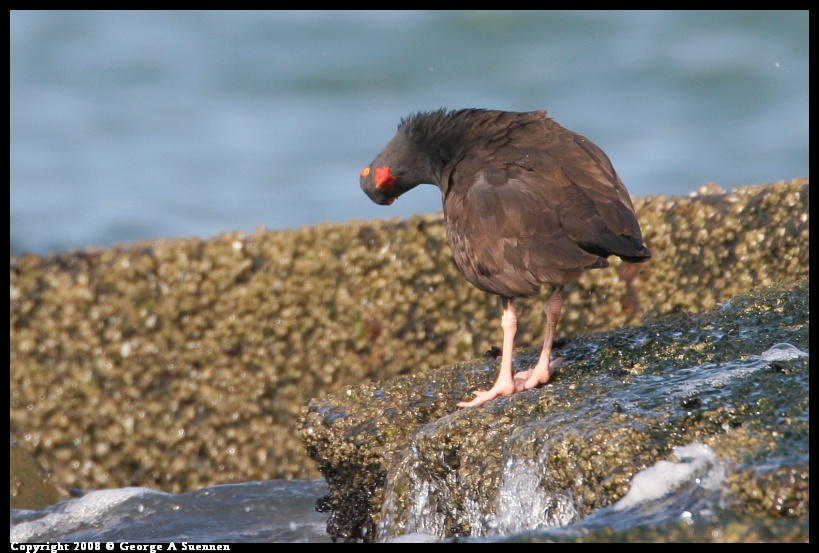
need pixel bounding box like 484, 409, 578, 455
361, 115, 445, 206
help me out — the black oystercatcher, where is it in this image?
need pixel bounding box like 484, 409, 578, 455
360, 108, 651, 408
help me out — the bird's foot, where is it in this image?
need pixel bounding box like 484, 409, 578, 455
457, 381, 517, 408
458, 357, 564, 408
513, 356, 564, 390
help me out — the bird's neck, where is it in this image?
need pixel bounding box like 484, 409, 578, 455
401, 110, 492, 185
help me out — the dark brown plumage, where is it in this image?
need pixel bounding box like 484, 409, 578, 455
360, 108, 651, 408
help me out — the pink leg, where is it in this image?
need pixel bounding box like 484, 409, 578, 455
457, 297, 519, 408
515, 287, 564, 390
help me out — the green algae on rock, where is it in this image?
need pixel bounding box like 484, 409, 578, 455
10, 440, 72, 511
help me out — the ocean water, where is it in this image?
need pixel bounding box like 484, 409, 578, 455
9, 10, 809, 256
10, 479, 333, 543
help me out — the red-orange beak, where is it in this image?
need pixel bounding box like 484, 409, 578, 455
374, 167, 398, 190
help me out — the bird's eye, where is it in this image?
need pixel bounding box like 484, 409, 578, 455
360, 167, 371, 178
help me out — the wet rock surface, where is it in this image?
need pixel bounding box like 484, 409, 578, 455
10, 179, 809, 525
298, 278, 809, 542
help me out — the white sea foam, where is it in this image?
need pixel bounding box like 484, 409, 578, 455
612, 443, 722, 512
388, 532, 439, 543
760, 343, 808, 362
10, 487, 160, 543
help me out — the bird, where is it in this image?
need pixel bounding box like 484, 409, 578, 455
360, 108, 651, 408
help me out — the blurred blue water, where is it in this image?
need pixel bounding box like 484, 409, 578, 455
10, 479, 334, 543
10, 10, 809, 256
